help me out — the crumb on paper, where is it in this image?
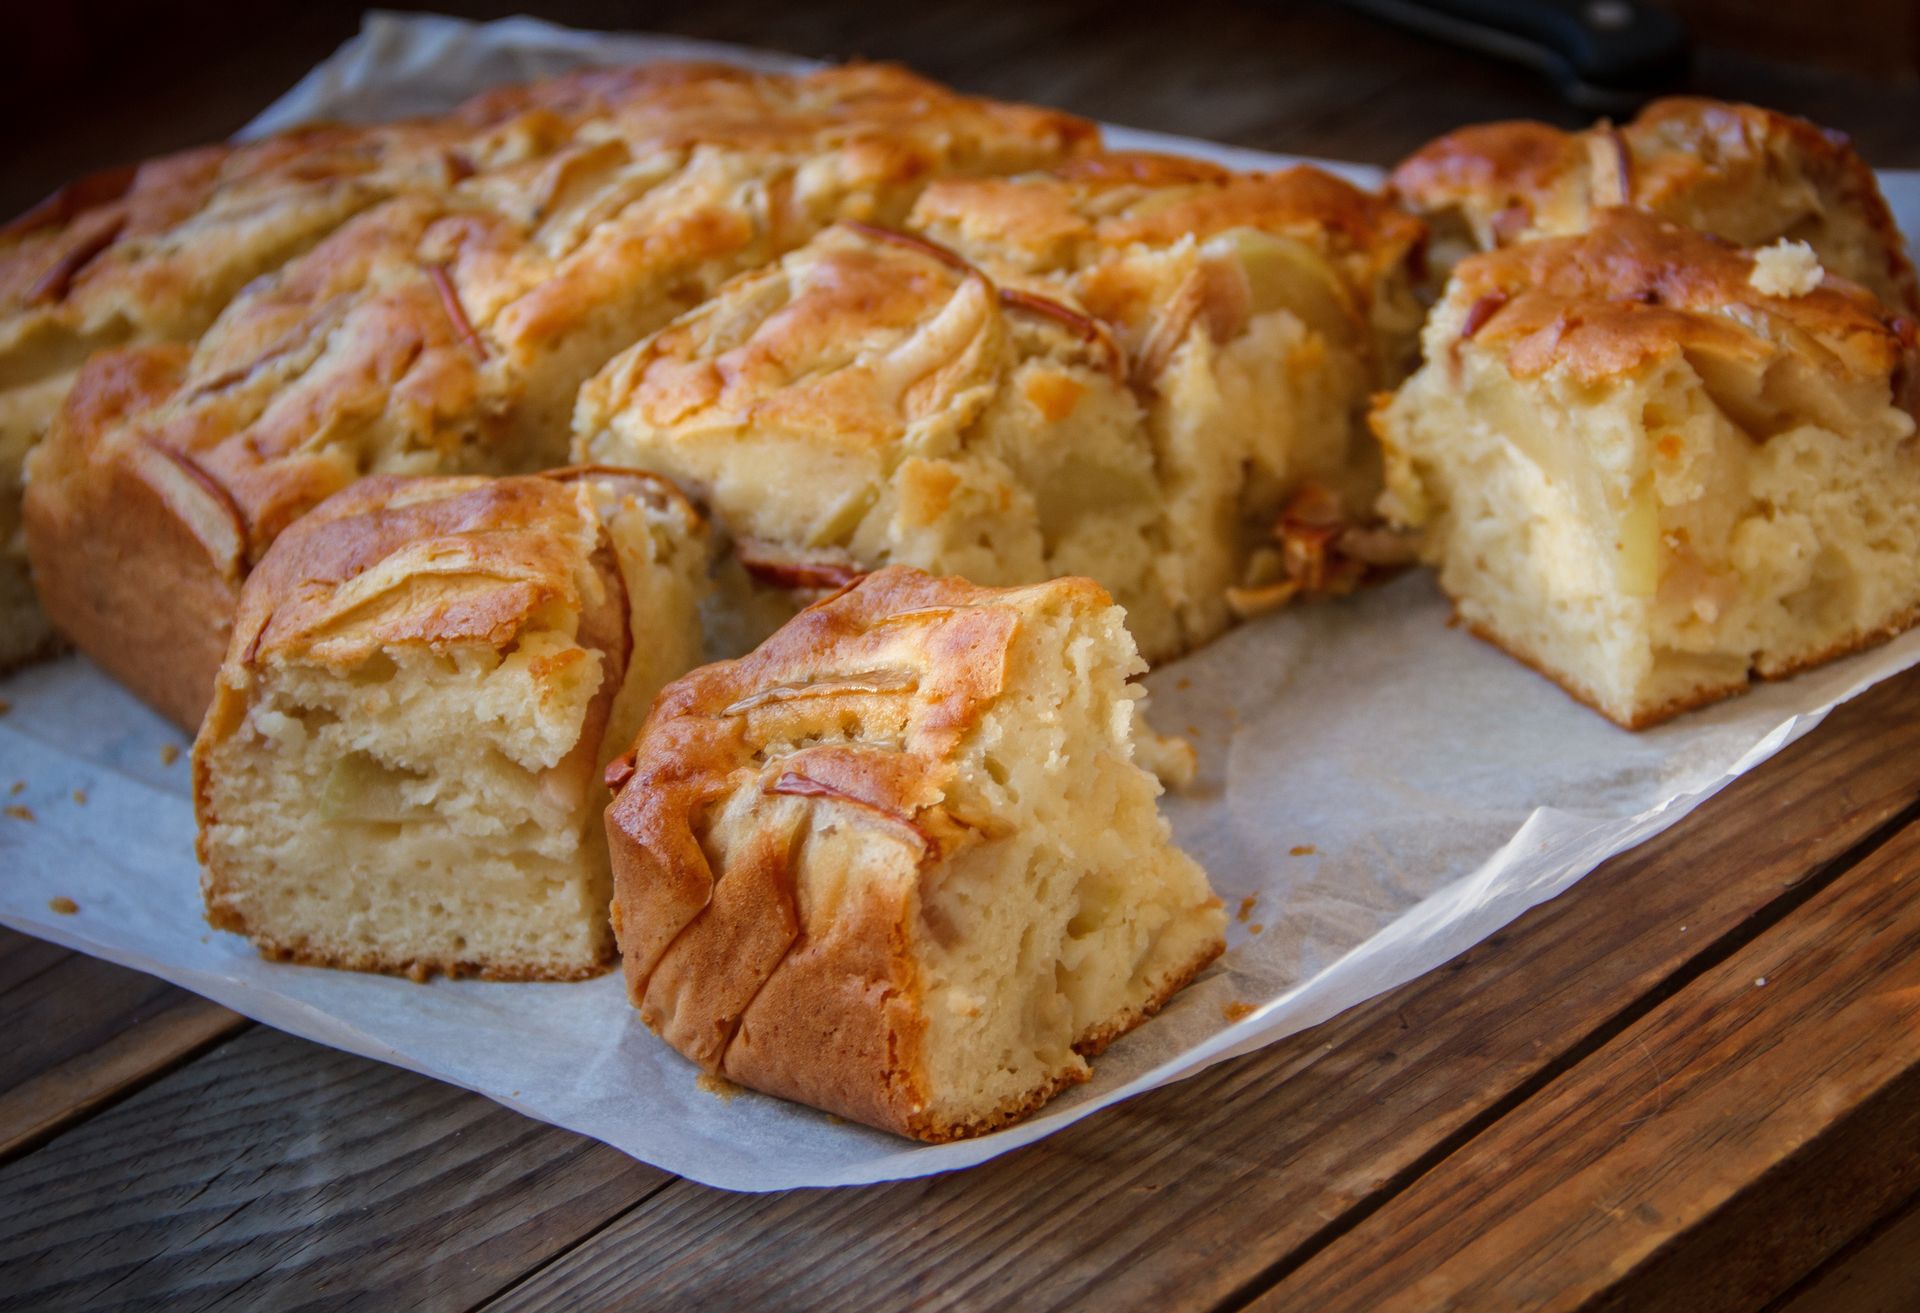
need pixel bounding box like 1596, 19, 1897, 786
1749, 240, 1823, 297
48, 896, 79, 915
8, 780, 22, 796
1175, 677, 1192, 691
1249, 923, 1265, 935
697, 1072, 742, 1101
1290, 844, 1317, 856
1223, 1001, 1256, 1023
406, 962, 432, 984
5, 805, 33, 822
1237, 894, 1259, 923
160, 744, 181, 766
71, 788, 88, 806
0, 698, 10, 716
1186, 725, 1202, 738
826, 1113, 846, 1125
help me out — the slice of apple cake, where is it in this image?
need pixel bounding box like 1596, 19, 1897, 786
604, 565, 1224, 1138
577, 155, 1428, 663
194, 469, 707, 980
1372, 209, 1920, 727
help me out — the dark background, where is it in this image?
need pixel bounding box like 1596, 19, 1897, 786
6, 0, 1919, 217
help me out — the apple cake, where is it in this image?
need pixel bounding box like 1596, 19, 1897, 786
1388, 97, 1919, 314
576, 154, 1427, 662
604, 565, 1225, 1139
23, 63, 1095, 730
0, 65, 686, 669
1372, 209, 1920, 727
194, 468, 708, 980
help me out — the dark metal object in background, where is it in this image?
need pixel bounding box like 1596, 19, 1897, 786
1332, 0, 1691, 111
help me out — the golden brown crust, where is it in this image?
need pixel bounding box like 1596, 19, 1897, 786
21, 191, 518, 730
1460, 616, 1743, 731
194, 468, 688, 981
0, 58, 759, 333
207, 930, 618, 984
908, 155, 1426, 393
1624, 99, 1915, 313
1446, 209, 1919, 388
1389, 98, 1919, 315
913, 156, 1424, 286
585, 221, 1120, 457
21, 344, 243, 731
224, 469, 686, 672
607, 566, 1117, 1138
21, 59, 1095, 722
1461, 603, 1920, 730
0, 59, 1091, 344
1388, 120, 1588, 224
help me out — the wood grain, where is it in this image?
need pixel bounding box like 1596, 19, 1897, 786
0, 1026, 667, 1313
0, 928, 71, 998
0, 928, 246, 1161
1775, 1188, 1920, 1313
477, 668, 1920, 1313
1261, 819, 1920, 1313
7, 0, 1920, 227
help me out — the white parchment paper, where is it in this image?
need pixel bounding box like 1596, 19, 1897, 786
5, 12, 1919, 1192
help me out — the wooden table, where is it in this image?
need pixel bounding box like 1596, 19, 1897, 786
5, 4, 1920, 1308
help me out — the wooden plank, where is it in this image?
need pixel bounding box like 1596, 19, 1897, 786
1774, 1188, 1920, 1313
1261, 818, 1920, 1313
0, 997, 244, 1161
0, 927, 70, 997
8, 0, 1920, 234
0, 1026, 668, 1313
0, 927, 247, 1162
477, 669, 1920, 1313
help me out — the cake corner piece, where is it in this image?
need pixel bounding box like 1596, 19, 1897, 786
193, 468, 709, 981
605, 564, 1225, 1140
1373, 209, 1920, 729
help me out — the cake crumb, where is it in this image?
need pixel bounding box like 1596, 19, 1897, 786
697, 1072, 742, 1101
1290, 843, 1317, 856
406, 962, 432, 984
71, 789, 88, 806
160, 744, 181, 766
1249, 923, 1266, 935
8, 780, 22, 796
1749, 240, 1823, 297
826, 1113, 846, 1125
5, 805, 33, 822
1236, 894, 1259, 923
0, 698, 11, 716
1175, 677, 1193, 691
1223, 1001, 1256, 1022
48, 896, 79, 915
